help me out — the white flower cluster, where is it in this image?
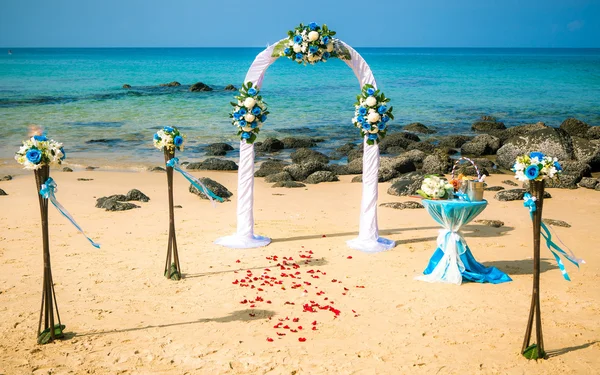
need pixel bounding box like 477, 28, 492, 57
153, 126, 185, 151
419, 175, 454, 200
15, 135, 65, 170
513, 152, 562, 182
281, 23, 336, 65
230, 82, 268, 144
352, 85, 393, 144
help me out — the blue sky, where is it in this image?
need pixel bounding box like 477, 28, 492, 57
0, 0, 598, 48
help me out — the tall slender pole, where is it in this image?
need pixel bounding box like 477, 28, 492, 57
522, 179, 546, 359
164, 148, 181, 280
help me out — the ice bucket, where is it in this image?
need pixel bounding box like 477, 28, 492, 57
466, 180, 485, 201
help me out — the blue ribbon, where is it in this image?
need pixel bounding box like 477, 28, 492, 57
523, 193, 583, 281
39, 178, 100, 248
166, 158, 224, 204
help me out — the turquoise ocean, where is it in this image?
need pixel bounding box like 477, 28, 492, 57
1, 48, 599, 169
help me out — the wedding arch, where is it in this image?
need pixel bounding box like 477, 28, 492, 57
215, 23, 395, 253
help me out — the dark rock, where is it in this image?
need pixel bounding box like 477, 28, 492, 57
272, 181, 306, 188
205, 143, 234, 156
346, 158, 363, 174
126, 189, 150, 202
0, 188, 7, 196
95, 195, 139, 211
560, 160, 592, 178
351, 175, 362, 183
186, 158, 238, 171
485, 186, 505, 191
474, 219, 504, 228
86, 139, 120, 144
85, 166, 98, 170
494, 189, 551, 201
460, 134, 501, 156
495, 127, 576, 170
471, 117, 506, 132
560, 118, 590, 138
305, 171, 339, 184
578, 177, 598, 189
452, 158, 493, 178
281, 137, 318, 149
400, 150, 427, 165
502, 180, 519, 186
189, 82, 213, 92
542, 218, 571, 228
224, 84, 237, 91
587, 127, 600, 140
77, 178, 93, 181
387, 174, 425, 197
490, 122, 549, 143
379, 201, 424, 210
596, 184, 600, 191
436, 135, 473, 148
544, 174, 581, 189
174, 205, 183, 208
347, 149, 363, 163
255, 138, 284, 153
255, 159, 289, 177
572, 137, 600, 170
480, 115, 497, 121
265, 171, 293, 183
402, 122, 436, 134
422, 153, 451, 174
122, 84, 131, 89
189, 178, 232, 201
379, 132, 420, 152
62, 167, 73, 172
159, 81, 181, 87
95, 195, 127, 208
377, 156, 417, 182
291, 148, 329, 164
0, 175, 12, 181
327, 164, 350, 176
147, 166, 165, 172
384, 146, 406, 155
406, 142, 437, 154
329, 143, 356, 159
283, 162, 327, 181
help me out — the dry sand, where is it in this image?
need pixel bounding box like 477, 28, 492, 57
0, 169, 599, 374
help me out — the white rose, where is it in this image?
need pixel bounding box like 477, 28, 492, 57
244, 97, 256, 108
242, 126, 252, 132
308, 31, 319, 42
301, 43, 307, 53
365, 96, 377, 107
293, 44, 302, 53
326, 43, 334, 52
367, 112, 381, 123
244, 113, 255, 122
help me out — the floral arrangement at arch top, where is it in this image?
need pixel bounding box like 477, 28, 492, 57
512, 152, 562, 182
280, 22, 338, 65
230, 82, 269, 144
417, 175, 454, 200
15, 134, 65, 170
352, 84, 394, 145
153, 126, 185, 151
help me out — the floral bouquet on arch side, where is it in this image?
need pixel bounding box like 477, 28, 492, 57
280, 22, 337, 65
15, 134, 65, 170
417, 175, 454, 200
512, 152, 562, 182
230, 82, 268, 144
153, 126, 185, 151
352, 84, 393, 145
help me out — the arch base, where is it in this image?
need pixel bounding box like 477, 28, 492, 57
214, 233, 271, 249
347, 236, 395, 253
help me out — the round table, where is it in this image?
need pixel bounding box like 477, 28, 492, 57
416, 199, 512, 285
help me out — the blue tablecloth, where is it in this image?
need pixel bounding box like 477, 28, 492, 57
417, 199, 512, 285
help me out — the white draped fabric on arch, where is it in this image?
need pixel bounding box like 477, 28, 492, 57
214, 39, 395, 253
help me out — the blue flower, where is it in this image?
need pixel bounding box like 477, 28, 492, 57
309, 46, 318, 54
554, 161, 562, 171
322, 36, 330, 45
233, 112, 241, 120
239, 108, 247, 115
239, 120, 247, 127
368, 134, 378, 141
323, 52, 330, 60
309, 22, 318, 30
250, 122, 258, 129
248, 87, 257, 96
284, 47, 291, 55
163, 126, 174, 133
377, 105, 387, 114
154, 133, 160, 141
378, 122, 386, 130
366, 88, 375, 95
357, 115, 365, 124
173, 135, 183, 147
381, 114, 390, 123
525, 165, 540, 180
261, 114, 267, 122
358, 107, 367, 116
241, 132, 252, 140
529, 151, 545, 160
252, 106, 261, 115
60, 147, 66, 160
296, 53, 303, 60
26, 149, 42, 164
293, 35, 303, 44
33, 134, 47, 142
362, 122, 370, 130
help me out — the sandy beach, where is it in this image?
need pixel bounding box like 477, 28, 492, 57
0, 168, 599, 375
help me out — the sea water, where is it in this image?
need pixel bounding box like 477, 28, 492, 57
1, 48, 599, 168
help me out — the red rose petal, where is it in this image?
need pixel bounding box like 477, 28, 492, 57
236, 260, 241, 263
298, 337, 307, 342
267, 337, 274, 342
347, 256, 353, 259
293, 318, 299, 322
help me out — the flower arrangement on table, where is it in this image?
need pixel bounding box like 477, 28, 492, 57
15, 134, 65, 170
512, 152, 562, 181
230, 82, 269, 144
417, 175, 454, 200
153, 126, 185, 151
280, 22, 338, 64
352, 84, 394, 145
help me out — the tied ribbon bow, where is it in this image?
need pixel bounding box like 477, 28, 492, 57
39, 178, 100, 248
166, 158, 224, 206
523, 193, 584, 281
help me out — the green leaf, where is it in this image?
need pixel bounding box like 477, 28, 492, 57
522, 344, 546, 360
249, 133, 257, 144
367, 139, 374, 146
416, 190, 431, 199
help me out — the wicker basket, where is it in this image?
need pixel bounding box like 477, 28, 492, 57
451, 157, 485, 201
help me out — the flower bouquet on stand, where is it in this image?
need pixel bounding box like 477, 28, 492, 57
513, 152, 584, 360
16, 132, 99, 344
416, 175, 454, 200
